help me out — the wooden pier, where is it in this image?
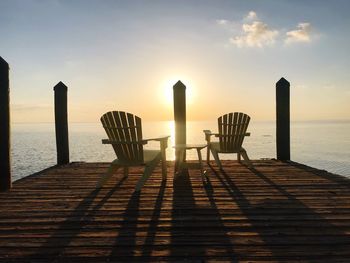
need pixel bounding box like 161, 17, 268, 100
1, 160, 350, 262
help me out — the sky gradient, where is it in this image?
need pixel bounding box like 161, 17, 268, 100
1, 0, 349, 122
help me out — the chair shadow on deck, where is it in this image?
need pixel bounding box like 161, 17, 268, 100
108, 179, 166, 260
208, 162, 350, 261
108, 189, 141, 260
33, 175, 128, 259
139, 179, 166, 258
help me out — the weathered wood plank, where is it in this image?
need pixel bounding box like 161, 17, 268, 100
0, 160, 349, 262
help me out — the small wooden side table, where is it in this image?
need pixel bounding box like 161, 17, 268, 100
173, 144, 207, 179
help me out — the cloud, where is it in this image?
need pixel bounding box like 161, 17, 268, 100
322, 84, 335, 91
230, 21, 279, 48
246, 11, 257, 20
285, 23, 312, 44
217, 11, 315, 48
295, 84, 308, 90
216, 19, 228, 26
12, 104, 51, 112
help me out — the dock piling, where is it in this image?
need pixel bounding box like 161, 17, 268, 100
0, 57, 11, 191
276, 77, 290, 161
54, 82, 69, 165
173, 81, 186, 166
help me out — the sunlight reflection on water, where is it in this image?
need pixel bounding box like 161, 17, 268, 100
11, 121, 350, 181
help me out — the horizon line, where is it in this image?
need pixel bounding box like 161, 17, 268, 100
11, 119, 350, 124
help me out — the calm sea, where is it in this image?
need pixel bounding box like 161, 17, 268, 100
12, 121, 350, 181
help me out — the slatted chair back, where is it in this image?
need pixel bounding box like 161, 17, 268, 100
218, 112, 250, 152
101, 111, 144, 163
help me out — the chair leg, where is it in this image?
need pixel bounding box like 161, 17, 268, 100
241, 150, 253, 168
96, 163, 120, 188
211, 148, 222, 170
237, 153, 241, 162
206, 144, 210, 164
161, 155, 167, 181
123, 167, 129, 178
160, 142, 167, 181
158, 139, 168, 180
135, 155, 161, 192
197, 148, 206, 181
161, 159, 167, 181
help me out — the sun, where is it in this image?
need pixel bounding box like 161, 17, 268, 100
160, 77, 196, 107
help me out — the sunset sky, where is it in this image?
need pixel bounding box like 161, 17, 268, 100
1, 0, 349, 122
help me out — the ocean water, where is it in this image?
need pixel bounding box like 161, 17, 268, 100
11, 121, 350, 181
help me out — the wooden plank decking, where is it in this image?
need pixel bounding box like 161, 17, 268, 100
1, 160, 350, 262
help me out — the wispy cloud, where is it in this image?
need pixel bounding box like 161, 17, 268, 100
285, 23, 312, 44
230, 21, 278, 48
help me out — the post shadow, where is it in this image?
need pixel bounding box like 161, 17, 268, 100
170, 170, 199, 257
169, 170, 233, 261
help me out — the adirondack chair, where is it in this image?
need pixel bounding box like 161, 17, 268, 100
203, 112, 252, 169
97, 111, 169, 191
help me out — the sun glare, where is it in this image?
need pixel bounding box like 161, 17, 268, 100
160, 77, 196, 107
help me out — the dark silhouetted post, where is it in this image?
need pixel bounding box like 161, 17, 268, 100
0, 57, 11, 191
276, 77, 290, 161
173, 81, 186, 165
54, 82, 69, 165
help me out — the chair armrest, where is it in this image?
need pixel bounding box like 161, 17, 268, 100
101, 139, 146, 145
203, 130, 219, 136
142, 135, 170, 143
143, 135, 170, 149
203, 130, 219, 142
215, 132, 251, 138
144, 136, 170, 164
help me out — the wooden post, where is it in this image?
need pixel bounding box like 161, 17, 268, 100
0, 57, 11, 191
276, 77, 290, 161
173, 81, 186, 165
54, 82, 69, 165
